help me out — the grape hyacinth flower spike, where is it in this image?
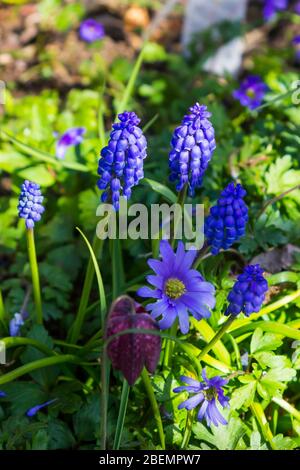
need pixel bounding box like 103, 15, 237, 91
98, 111, 147, 211
79, 19, 105, 43
233, 75, 268, 110
18, 180, 44, 324
137, 240, 216, 334
174, 369, 229, 427
225, 264, 268, 317
169, 103, 216, 197
106, 296, 161, 385
18, 180, 44, 229
205, 182, 248, 255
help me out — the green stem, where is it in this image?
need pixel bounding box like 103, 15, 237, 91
0, 289, 8, 332
141, 368, 165, 449
113, 380, 130, 450
181, 409, 195, 449
163, 321, 177, 368
192, 243, 209, 269
272, 397, 300, 422
170, 184, 187, 248
197, 316, 236, 361
0, 354, 78, 385
250, 402, 277, 450
100, 346, 109, 450
69, 236, 103, 344
26, 228, 43, 324
227, 333, 242, 369
2, 336, 56, 356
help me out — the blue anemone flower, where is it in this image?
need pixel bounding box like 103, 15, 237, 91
0, 391, 7, 398
56, 127, 85, 160
233, 75, 268, 110
174, 369, 229, 427
137, 240, 215, 334
79, 19, 105, 43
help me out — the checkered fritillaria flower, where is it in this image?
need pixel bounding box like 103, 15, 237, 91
106, 296, 161, 385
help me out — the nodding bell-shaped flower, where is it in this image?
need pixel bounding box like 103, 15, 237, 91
106, 296, 161, 385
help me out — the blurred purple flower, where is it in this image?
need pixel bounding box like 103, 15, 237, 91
263, 0, 288, 20
9, 312, 25, 337
174, 369, 229, 427
233, 75, 268, 110
295, 1, 300, 14
293, 35, 300, 60
137, 240, 215, 334
79, 19, 105, 43
106, 296, 161, 385
26, 399, 57, 417
56, 127, 85, 160
0, 391, 7, 398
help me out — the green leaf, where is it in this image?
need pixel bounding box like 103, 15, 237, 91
18, 164, 55, 187
73, 395, 100, 441
230, 381, 257, 410
142, 178, 177, 203
271, 434, 298, 450
265, 155, 300, 201
250, 328, 283, 354
31, 429, 48, 450
48, 419, 76, 449
193, 415, 246, 450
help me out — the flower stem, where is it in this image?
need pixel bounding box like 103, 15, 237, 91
170, 184, 187, 248
181, 409, 195, 449
26, 228, 43, 324
0, 289, 8, 332
197, 316, 236, 361
163, 320, 177, 368
141, 368, 165, 449
272, 396, 300, 422
192, 243, 209, 269
113, 380, 130, 450
250, 402, 277, 450
69, 236, 103, 344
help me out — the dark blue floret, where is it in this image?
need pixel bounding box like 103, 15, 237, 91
18, 180, 44, 229
169, 103, 216, 197
97, 111, 147, 210
225, 264, 268, 317
205, 182, 248, 255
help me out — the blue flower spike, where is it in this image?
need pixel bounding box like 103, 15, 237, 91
18, 180, 44, 229
169, 103, 216, 197
97, 111, 147, 211
225, 264, 268, 317
205, 181, 248, 255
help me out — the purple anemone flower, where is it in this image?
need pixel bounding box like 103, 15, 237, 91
9, 312, 24, 337
233, 75, 268, 110
106, 296, 161, 386
137, 240, 216, 334
174, 369, 229, 427
56, 127, 85, 160
263, 0, 288, 20
79, 19, 105, 43
26, 399, 57, 417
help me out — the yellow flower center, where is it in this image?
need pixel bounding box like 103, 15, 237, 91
164, 278, 186, 299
